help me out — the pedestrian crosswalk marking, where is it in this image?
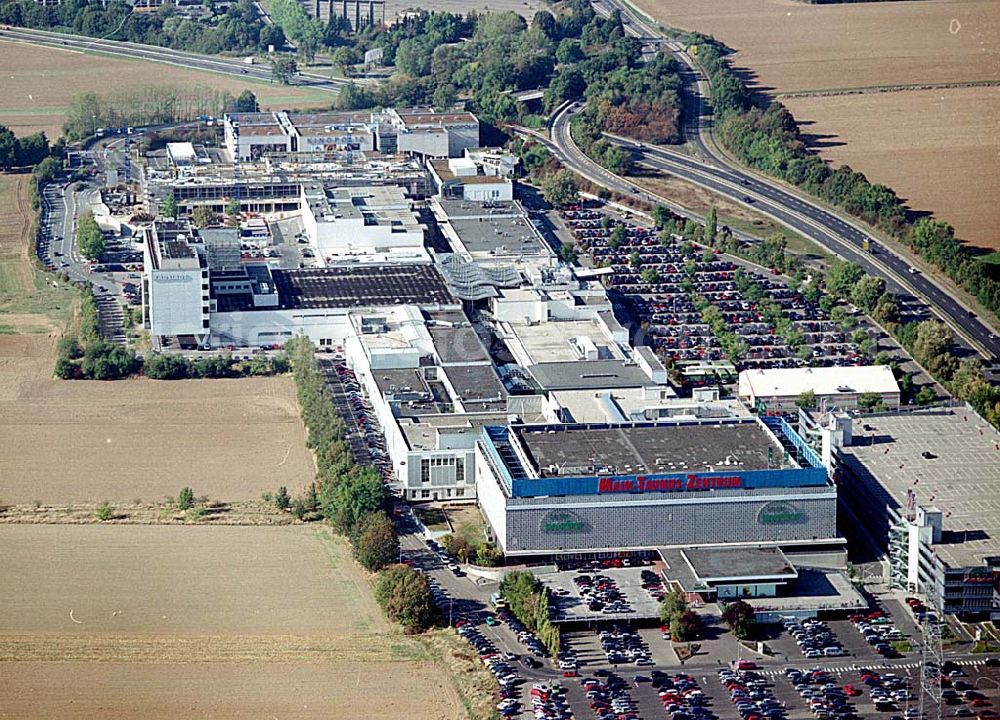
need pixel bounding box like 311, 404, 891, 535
758, 657, 988, 678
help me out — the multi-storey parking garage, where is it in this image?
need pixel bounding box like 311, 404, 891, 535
475, 418, 841, 559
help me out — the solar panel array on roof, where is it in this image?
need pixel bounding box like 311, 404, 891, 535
270, 266, 456, 309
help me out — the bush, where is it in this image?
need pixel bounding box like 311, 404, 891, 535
374, 564, 437, 633
275, 485, 291, 511
721, 600, 756, 640
177, 486, 195, 511
144, 353, 190, 380
95, 502, 114, 521
355, 511, 399, 572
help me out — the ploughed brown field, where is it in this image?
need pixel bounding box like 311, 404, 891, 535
0, 525, 464, 719
633, 0, 1000, 249
0, 38, 332, 139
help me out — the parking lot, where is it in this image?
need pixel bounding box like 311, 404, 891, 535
318, 358, 390, 476
540, 567, 667, 622
561, 206, 870, 377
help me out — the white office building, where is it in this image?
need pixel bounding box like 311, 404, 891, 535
301, 184, 427, 264
142, 222, 209, 344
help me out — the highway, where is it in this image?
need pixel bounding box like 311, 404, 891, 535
588, 0, 1000, 363
0, 25, 348, 93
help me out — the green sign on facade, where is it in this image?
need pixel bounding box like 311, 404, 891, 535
757, 501, 805, 525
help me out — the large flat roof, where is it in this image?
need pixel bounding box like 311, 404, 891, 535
512, 420, 786, 477
838, 408, 1000, 568
511, 320, 621, 364
269, 266, 456, 310
428, 323, 489, 364
526, 360, 651, 391
682, 546, 797, 583
739, 365, 899, 399
442, 364, 507, 412
400, 412, 509, 451
449, 215, 545, 258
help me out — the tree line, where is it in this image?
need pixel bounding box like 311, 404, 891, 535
312, 0, 684, 151
692, 36, 1000, 325
55, 286, 140, 380
499, 570, 561, 656
285, 337, 437, 634
0, 125, 51, 170
54, 287, 289, 380
63, 86, 240, 141
0, 0, 284, 56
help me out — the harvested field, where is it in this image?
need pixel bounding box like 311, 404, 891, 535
0, 662, 461, 720
636, 0, 999, 92
0, 525, 465, 720
633, 0, 1000, 250
0, 371, 317, 504
0, 39, 332, 139
783, 86, 1000, 250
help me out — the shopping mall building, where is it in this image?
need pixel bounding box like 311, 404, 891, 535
475, 418, 841, 560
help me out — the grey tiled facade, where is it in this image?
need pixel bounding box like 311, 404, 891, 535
497, 488, 837, 554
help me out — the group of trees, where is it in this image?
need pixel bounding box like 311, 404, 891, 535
75, 209, 106, 261
439, 532, 502, 567
499, 571, 561, 656
284, 338, 428, 619
658, 589, 703, 643
571, 47, 683, 168
694, 35, 1000, 325
143, 351, 288, 380
0, 125, 51, 170
63, 86, 239, 141
375, 563, 437, 633
0, 0, 283, 57
541, 169, 579, 208
55, 287, 139, 380
721, 600, 756, 640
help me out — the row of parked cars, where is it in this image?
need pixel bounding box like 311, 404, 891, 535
494, 605, 548, 659
719, 667, 785, 720
597, 625, 652, 666
849, 610, 904, 658
785, 667, 858, 720
531, 682, 574, 720
582, 673, 638, 720
640, 568, 666, 603
330, 362, 392, 483
647, 671, 713, 719
455, 623, 522, 717
783, 618, 846, 658
855, 668, 915, 714
939, 661, 995, 715
573, 573, 634, 615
